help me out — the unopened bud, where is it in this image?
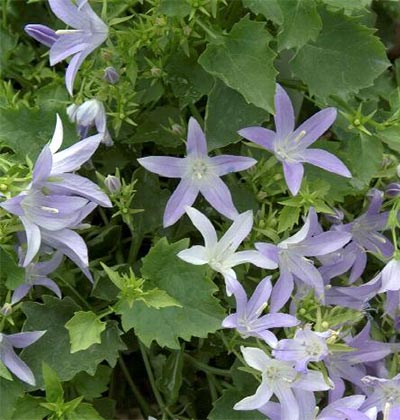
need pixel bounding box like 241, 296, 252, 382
0, 303, 12, 316
105, 175, 121, 194
24, 24, 59, 47
104, 66, 119, 85
385, 183, 400, 198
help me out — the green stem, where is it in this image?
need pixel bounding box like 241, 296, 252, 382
56, 275, 92, 310
118, 356, 152, 418
128, 233, 143, 265
195, 18, 219, 40
98, 207, 109, 225
184, 354, 231, 377
206, 373, 218, 402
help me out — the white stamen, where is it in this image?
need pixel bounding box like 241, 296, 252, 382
40, 206, 59, 214
55, 29, 84, 35
293, 130, 307, 142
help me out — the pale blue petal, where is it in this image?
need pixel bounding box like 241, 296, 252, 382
301, 149, 351, 178
224, 250, 278, 270
234, 379, 273, 410
186, 117, 207, 156
7, 331, 46, 348
20, 216, 41, 267
211, 155, 257, 176
282, 161, 304, 196
217, 210, 253, 254
137, 156, 186, 178
246, 276, 272, 317
2, 345, 36, 385
238, 127, 276, 152
184, 206, 218, 249
24, 24, 58, 47
177, 246, 208, 265
274, 85, 295, 139
270, 267, 294, 313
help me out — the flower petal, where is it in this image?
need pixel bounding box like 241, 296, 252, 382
177, 245, 208, 265
246, 276, 272, 317
20, 216, 41, 267
163, 179, 198, 227
186, 117, 207, 156
301, 148, 351, 178
274, 85, 295, 139
65, 49, 91, 95
137, 156, 186, 178
226, 276, 248, 317
221, 313, 238, 328
293, 370, 332, 391
199, 177, 239, 220
282, 161, 304, 196
11, 285, 32, 305
238, 127, 276, 152
274, 383, 299, 420
234, 379, 273, 410
297, 231, 352, 257
49, 114, 64, 153
2, 345, 36, 385
210, 155, 257, 176
381, 260, 400, 291
32, 146, 53, 184
255, 243, 279, 264
48, 0, 86, 28
49, 36, 87, 65
270, 268, 294, 313
34, 278, 62, 298
240, 346, 271, 372
7, 331, 46, 348
24, 24, 59, 48
224, 250, 278, 270
293, 107, 337, 148
184, 206, 217, 249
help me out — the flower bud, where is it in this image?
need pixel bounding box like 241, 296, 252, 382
0, 303, 12, 316
105, 175, 121, 194
385, 182, 400, 198
24, 24, 59, 47
103, 66, 119, 85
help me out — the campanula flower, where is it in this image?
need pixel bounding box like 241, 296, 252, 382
0, 331, 46, 385
177, 207, 277, 293
239, 84, 351, 195
138, 117, 257, 227
234, 347, 331, 419
25, 0, 108, 95
103, 66, 120, 84
222, 276, 298, 347
256, 208, 352, 312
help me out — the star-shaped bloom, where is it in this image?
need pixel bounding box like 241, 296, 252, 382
273, 325, 329, 373
177, 207, 277, 293
0, 331, 46, 385
138, 117, 257, 227
256, 208, 352, 312
234, 347, 331, 420
0, 115, 111, 278
320, 189, 394, 283
11, 251, 63, 305
25, 0, 108, 95
239, 84, 351, 195
222, 276, 298, 347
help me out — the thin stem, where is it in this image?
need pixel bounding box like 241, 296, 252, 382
56, 275, 92, 310
206, 373, 218, 402
184, 354, 231, 377
118, 356, 152, 417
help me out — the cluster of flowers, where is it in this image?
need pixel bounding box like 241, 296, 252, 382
0, 1, 398, 417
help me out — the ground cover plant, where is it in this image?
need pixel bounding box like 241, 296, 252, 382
0, 0, 399, 419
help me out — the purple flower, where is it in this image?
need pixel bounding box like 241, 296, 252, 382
239, 84, 351, 196
273, 325, 329, 373
25, 0, 108, 95
67, 99, 112, 146
378, 258, 400, 292
104, 174, 121, 194
0, 331, 46, 385
177, 207, 277, 293
0, 115, 111, 278
320, 189, 394, 283
256, 208, 352, 312
386, 182, 400, 197
234, 347, 331, 419
222, 276, 298, 347
11, 251, 63, 305
138, 117, 257, 227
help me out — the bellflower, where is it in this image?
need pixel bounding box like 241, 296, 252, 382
239, 84, 351, 196
0, 116, 111, 278
320, 189, 394, 283
361, 374, 400, 420
177, 207, 277, 293
0, 331, 46, 385
256, 208, 352, 312
273, 325, 329, 373
67, 99, 113, 146
222, 276, 298, 347
138, 117, 257, 227
234, 347, 331, 420
11, 251, 63, 305
25, 0, 108, 95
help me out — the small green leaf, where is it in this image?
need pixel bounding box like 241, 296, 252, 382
141, 289, 182, 309
68, 403, 104, 420
65, 311, 107, 353
278, 206, 301, 233
100, 263, 124, 289
199, 16, 277, 112
42, 362, 64, 403
11, 396, 50, 420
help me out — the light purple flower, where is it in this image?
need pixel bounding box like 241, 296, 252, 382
0, 115, 111, 278
11, 251, 63, 305
222, 276, 298, 347
256, 208, 352, 312
234, 347, 331, 420
239, 84, 351, 196
378, 258, 400, 292
138, 117, 257, 227
273, 325, 329, 373
25, 0, 108, 95
0, 331, 46, 385
67, 99, 112, 146
177, 207, 277, 293
320, 189, 394, 283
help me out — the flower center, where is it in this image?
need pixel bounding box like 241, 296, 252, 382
190, 159, 210, 180
305, 342, 323, 358
383, 385, 400, 404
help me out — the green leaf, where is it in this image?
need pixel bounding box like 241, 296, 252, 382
65, 311, 107, 353
242, 0, 283, 24
11, 396, 50, 420
278, 206, 301, 233
208, 389, 265, 420
67, 403, 104, 420
277, 0, 322, 51
320, 0, 371, 14
205, 80, 267, 150
42, 362, 64, 403
71, 366, 112, 401
20, 296, 126, 387
199, 16, 277, 112
119, 238, 225, 349
0, 360, 13, 381
157, 349, 184, 405
0, 246, 25, 290
100, 263, 124, 290
377, 125, 400, 153
141, 289, 182, 309
158, 0, 191, 17
291, 9, 389, 98
0, 377, 24, 420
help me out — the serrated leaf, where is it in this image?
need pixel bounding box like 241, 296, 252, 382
321, 0, 371, 14
65, 311, 106, 353
291, 9, 389, 98
71, 366, 112, 401
199, 16, 277, 112
119, 238, 225, 349
142, 289, 182, 309
242, 0, 283, 24
277, 0, 322, 51
278, 206, 301, 233
20, 296, 126, 387
205, 80, 267, 150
